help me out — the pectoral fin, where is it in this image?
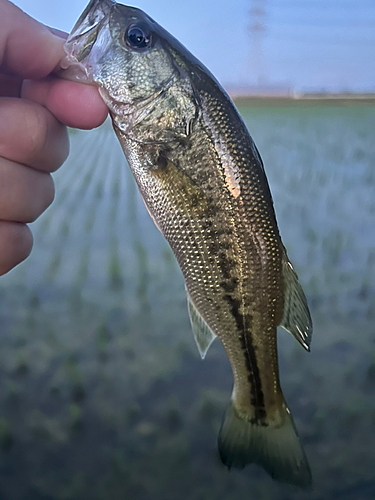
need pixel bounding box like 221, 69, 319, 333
186, 291, 217, 359
280, 253, 313, 351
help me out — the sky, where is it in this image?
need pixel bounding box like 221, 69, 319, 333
12, 0, 375, 92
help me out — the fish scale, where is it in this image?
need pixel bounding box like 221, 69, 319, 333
62, 0, 313, 486
126, 88, 283, 426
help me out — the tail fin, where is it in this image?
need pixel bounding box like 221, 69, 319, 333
218, 401, 311, 488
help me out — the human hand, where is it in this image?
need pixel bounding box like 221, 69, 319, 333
0, 0, 108, 276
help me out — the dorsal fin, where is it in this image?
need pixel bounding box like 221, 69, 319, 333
279, 253, 313, 351
186, 291, 217, 359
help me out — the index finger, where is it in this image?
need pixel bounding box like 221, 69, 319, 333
0, 0, 65, 79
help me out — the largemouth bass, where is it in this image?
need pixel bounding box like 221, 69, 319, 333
62, 0, 313, 486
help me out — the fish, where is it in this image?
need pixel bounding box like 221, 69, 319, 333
61, 0, 313, 487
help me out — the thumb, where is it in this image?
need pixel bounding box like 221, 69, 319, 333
0, 0, 64, 79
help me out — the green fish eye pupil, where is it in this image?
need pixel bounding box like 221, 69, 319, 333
126, 26, 150, 49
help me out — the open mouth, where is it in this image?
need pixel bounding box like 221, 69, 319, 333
59, 0, 116, 81
69, 0, 116, 42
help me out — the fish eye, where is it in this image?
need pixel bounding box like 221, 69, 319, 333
125, 25, 151, 49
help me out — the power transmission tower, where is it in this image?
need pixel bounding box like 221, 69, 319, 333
247, 0, 268, 86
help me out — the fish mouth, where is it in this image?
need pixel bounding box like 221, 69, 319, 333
68, 0, 115, 45
59, 0, 116, 81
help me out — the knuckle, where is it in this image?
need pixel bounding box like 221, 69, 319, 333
0, 99, 15, 156
0, 99, 48, 160
0, 98, 69, 172
25, 106, 49, 159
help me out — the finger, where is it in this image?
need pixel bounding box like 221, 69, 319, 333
0, 97, 69, 172
22, 78, 108, 130
0, 158, 54, 223
48, 28, 68, 40
0, 1, 64, 78
0, 221, 33, 276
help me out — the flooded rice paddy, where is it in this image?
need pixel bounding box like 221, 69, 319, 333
0, 100, 374, 499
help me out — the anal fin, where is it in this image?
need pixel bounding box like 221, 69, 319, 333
186, 291, 217, 359
280, 252, 313, 351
